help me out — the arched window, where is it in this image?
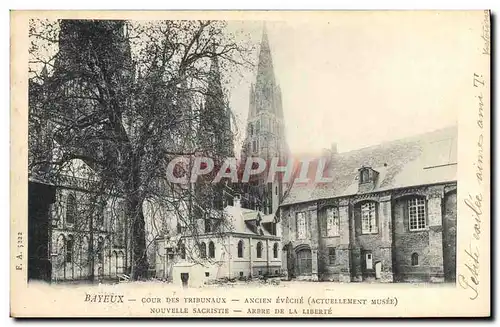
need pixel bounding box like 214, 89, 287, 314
66, 235, 74, 263
205, 219, 211, 233
80, 236, 89, 267
179, 242, 186, 260
66, 194, 76, 225
199, 242, 207, 259
273, 243, 279, 258
97, 237, 104, 264
112, 251, 118, 276
256, 242, 263, 258
237, 240, 244, 258
97, 203, 105, 227
114, 202, 126, 247
411, 253, 419, 266
209, 241, 215, 258
57, 234, 66, 257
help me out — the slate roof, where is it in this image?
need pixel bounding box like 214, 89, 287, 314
224, 205, 277, 237
261, 214, 277, 224
281, 126, 458, 206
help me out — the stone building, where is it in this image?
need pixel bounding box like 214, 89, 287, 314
155, 196, 282, 286
279, 126, 457, 283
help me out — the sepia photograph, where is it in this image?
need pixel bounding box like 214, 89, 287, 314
11, 10, 490, 318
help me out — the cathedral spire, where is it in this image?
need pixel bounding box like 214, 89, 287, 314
256, 24, 276, 92
199, 42, 234, 158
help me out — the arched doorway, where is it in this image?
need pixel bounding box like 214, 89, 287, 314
295, 246, 312, 276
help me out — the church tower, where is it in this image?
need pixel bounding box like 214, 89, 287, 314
240, 25, 289, 216
196, 44, 235, 218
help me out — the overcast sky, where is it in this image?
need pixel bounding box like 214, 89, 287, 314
226, 12, 470, 157
31, 14, 469, 158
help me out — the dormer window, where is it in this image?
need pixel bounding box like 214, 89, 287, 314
359, 167, 377, 184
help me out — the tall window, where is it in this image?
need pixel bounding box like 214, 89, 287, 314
296, 212, 307, 240
80, 236, 89, 266
66, 194, 76, 225
114, 203, 126, 247
209, 241, 215, 258
96, 204, 105, 228
408, 198, 426, 231
66, 235, 73, 263
411, 252, 419, 266
326, 207, 340, 237
361, 202, 378, 234
97, 237, 104, 264
199, 242, 207, 258
328, 247, 336, 265
205, 219, 211, 233
273, 243, 279, 258
237, 240, 244, 258
256, 242, 263, 258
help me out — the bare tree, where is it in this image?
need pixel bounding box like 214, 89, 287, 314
29, 19, 253, 280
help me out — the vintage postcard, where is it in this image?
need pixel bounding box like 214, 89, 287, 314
10, 10, 490, 318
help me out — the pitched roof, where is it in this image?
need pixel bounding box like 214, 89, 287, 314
261, 214, 277, 224
224, 205, 277, 237
281, 126, 457, 206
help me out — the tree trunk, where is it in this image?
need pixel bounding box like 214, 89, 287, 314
126, 152, 148, 281
130, 196, 148, 280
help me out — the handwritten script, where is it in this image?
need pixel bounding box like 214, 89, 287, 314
481, 10, 490, 56
458, 71, 486, 301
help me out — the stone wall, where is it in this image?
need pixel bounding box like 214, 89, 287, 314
442, 189, 457, 282
392, 195, 431, 282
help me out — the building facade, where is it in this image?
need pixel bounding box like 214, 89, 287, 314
280, 127, 457, 283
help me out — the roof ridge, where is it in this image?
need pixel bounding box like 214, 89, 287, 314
335, 124, 458, 157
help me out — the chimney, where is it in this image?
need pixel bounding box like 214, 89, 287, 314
331, 143, 338, 154
233, 194, 241, 208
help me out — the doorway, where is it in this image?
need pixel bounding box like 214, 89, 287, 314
365, 253, 373, 270
375, 261, 382, 279
181, 273, 189, 288
296, 248, 312, 276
